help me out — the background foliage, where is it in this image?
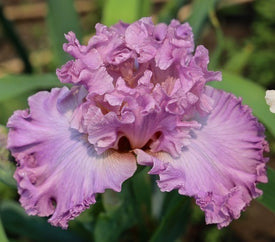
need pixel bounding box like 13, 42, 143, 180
0, 0, 274, 241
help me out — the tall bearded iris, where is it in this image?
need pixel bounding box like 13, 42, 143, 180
7, 18, 268, 229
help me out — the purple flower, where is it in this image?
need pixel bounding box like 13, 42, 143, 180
7, 18, 268, 229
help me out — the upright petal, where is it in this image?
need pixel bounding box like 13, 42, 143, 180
135, 86, 268, 228
7, 87, 136, 228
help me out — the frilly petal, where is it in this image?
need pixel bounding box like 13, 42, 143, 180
190, 45, 222, 82
56, 61, 114, 95
135, 86, 268, 228
7, 87, 136, 228
155, 21, 194, 70
77, 72, 201, 157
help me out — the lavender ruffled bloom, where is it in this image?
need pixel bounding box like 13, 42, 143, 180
7, 17, 269, 229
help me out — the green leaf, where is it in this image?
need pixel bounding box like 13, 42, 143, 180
0, 74, 63, 123
132, 167, 151, 218
208, 10, 224, 70
187, 0, 221, 39
102, 190, 123, 213
67, 208, 96, 242
257, 167, 275, 213
95, 183, 137, 242
0, 4, 32, 73
96, 168, 152, 242
95, 208, 135, 242
0, 218, 8, 242
0, 125, 16, 188
224, 44, 254, 74
138, 0, 151, 18
158, 0, 187, 24
204, 226, 227, 242
0, 158, 16, 189
0, 74, 62, 102
47, 0, 82, 66
0, 200, 86, 242
209, 71, 275, 137
150, 192, 191, 242
131, 167, 152, 240
0, 89, 36, 125
102, 0, 151, 26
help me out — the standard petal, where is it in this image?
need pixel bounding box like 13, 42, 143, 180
135, 86, 268, 228
7, 87, 136, 228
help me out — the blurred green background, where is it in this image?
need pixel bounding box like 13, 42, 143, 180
0, 0, 274, 241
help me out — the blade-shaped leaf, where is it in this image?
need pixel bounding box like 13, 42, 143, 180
0, 125, 16, 188
0, 4, 32, 73
138, 0, 151, 18
95, 183, 137, 242
0, 90, 35, 125
0, 218, 8, 242
224, 44, 254, 74
0, 200, 86, 242
150, 192, 191, 242
102, 0, 151, 26
0, 74, 62, 102
131, 167, 152, 240
209, 71, 275, 137
0, 155, 16, 188
47, 0, 82, 66
158, 0, 187, 24
187, 0, 221, 39
132, 167, 151, 219
257, 167, 275, 213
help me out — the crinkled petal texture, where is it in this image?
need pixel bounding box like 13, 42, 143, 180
55, 18, 222, 159
135, 86, 268, 228
7, 87, 136, 228
7, 17, 269, 229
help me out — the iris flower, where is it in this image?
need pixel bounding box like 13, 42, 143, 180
7, 18, 268, 229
